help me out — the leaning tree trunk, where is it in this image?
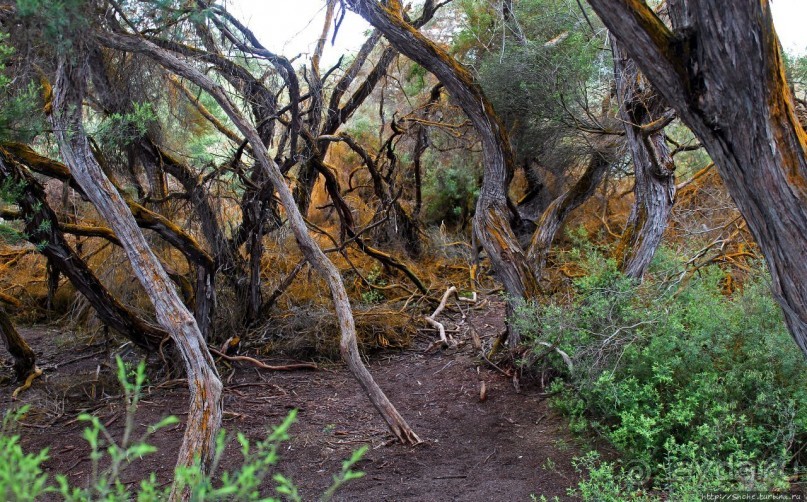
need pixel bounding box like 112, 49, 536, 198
587, 0, 807, 355
0, 151, 167, 350
51, 51, 222, 499
346, 0, 539, 302
526, 141, 616, 278
611, 39, 676, 279
99, 30, 420, 444
0, 308, 36, 382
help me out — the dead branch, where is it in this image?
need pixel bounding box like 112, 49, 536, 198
208, 347, 318, 371
425, 286, 458, 347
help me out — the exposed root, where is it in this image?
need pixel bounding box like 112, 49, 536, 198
209, 347, 318, 371
12, 366, 42, 399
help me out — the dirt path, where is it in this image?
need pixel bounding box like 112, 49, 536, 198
1, 307, 583, 501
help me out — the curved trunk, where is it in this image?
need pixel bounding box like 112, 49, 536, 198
99, 30, 420, 444
587, 0, 807, 354
52, 51, 222, 498
611, 39, 676, 279
0, 308, 36, 382
347, 0, 539, 301
526, 145, 614, 277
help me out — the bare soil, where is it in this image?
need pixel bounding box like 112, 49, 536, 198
0, 299, 584, 501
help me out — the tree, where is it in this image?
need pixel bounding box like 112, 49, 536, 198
51, 47, 223, 500
585, 0, 807, 356
346, 0, 540, 305
611, 37, 677, 279
346, 0, 621, 349
98, 28, 420, 445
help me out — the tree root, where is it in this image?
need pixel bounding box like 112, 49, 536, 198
12, 366, 42, 400
209, 347, 318, 371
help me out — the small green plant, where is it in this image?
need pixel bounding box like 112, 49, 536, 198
0, 405, 50, 500
361, 266, 387, 304
0, 357, 366, 501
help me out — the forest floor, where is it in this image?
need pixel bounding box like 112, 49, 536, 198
1, 298, 586, 501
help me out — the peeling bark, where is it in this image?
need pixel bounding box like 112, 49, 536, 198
51, 50, 222, 499
587, 0, 807, 355
611, 39, 676, 279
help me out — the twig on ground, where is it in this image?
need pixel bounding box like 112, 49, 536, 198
209, 347, 318, 371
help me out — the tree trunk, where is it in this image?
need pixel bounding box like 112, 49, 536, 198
51, 51, 222, 499
346, 0, 540, 302
587, 0, 807, 354
99, 30, 420, 444
0, 151, 167, 351
611, 39, 676, 279
0, 308, 36, 382
526, 143, 615, 277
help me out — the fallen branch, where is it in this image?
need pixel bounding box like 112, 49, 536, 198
536, 342, 574, 372
0, 291, 21, 308
209, 347, 318, 371
425, 286, 458, 348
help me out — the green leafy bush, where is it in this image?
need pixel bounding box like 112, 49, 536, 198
518, 242, 807, 498
422, 155, 480, 226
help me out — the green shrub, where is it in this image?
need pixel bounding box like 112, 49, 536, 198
518, 243, 807, 497
422, 156, 480, 226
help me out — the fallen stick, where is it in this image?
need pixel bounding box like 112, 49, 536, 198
425, 286, 457, 346
209, 347, 318, 371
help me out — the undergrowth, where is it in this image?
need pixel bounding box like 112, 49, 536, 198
516, 235, 807, 500
0, 358, 365, 501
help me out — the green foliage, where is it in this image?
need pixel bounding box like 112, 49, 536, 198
0, 178, 25, 205
94, 103, 157, 149
16, 0, 89, 52
422, 155, 480, 226
361, 266, 387, 304
0, 358, 365, 501
0, 406, 50, 501
404, 62, 428, 97
0, 34, 45, 143
517, 240, 807, 497
568, 452, 655, 501
467, 0, 607, 164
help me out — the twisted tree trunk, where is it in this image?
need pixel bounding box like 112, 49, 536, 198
99, 29, 420, 444
51, 51, 222, 499
347, 0, 539, 302
526, 141, 616, 278
587, 0, 807, 354
611, 39, 676, 279
0, 308, 36, 382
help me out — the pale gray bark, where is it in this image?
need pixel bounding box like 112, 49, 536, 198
51, 51, 223, 500
99, 29, 420, 444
